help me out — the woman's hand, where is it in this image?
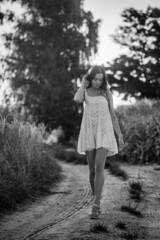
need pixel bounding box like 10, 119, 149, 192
118, 135, 125, 151
82, 74, 89, 88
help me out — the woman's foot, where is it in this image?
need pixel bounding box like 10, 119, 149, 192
97, 200, 101, 213
89, 204, 100, 219
91, 196, 101, 213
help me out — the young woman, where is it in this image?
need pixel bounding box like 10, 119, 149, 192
74, 65, 124, 219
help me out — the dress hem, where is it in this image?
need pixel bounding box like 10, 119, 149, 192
77, 147, 118, 156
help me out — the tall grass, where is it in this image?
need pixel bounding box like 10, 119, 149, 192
116, 98, 160, 164
0, 116, 62, 213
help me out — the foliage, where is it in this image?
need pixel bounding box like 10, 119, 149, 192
0, 117, 62, 213
0, 0, 100, 139
116, 99, 160, 164
53, 143, 87, 164
0, 102, 36, 124
106, 7, 160, 100
105, 159, 128, 180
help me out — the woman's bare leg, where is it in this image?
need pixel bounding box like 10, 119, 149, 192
85, 149, 96, 196
92, 148, 108, 211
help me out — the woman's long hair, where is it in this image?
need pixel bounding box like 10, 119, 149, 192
85, 65, 109, 98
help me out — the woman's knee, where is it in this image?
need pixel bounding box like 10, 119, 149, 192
95, 148, 108, 169
89, 166, 95, 174
95, 163, 104, 173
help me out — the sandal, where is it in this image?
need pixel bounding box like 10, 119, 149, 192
89, 204, 100, 219
98, 201, 101, 213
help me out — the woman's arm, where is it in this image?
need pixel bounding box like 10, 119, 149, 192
74, 75, 87, 103
107, 88, 124, 143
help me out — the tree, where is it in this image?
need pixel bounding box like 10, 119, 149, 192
1, 0, 101, 139
106, 7, 160, 100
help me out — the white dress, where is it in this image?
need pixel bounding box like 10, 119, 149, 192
77, 89, 118, 156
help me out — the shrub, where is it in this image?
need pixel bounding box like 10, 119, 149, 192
53, 144, 87, 164
0, 117, 62, 213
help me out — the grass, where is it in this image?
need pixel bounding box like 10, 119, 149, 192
120, 202, 143, 218
90, 222, 109, 233
128, 179, 144, 201
53, 144, 87, 165
0, 117, 62, 214
153, 167, 160, 171
121, 231, 138, 239
115, 220, 127, 230
117, 223, 139, 240
105, 159, 128, 180
153, 192, 160, 204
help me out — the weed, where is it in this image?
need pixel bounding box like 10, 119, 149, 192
90, 222, 109, 233
153, 167, 160, 171
105, 160, 128, 180
116, 220, 126, 230
128, 179, 144, 201
120, 202, 142, 218
121, 230, 138, 239
0, 118, 62, 213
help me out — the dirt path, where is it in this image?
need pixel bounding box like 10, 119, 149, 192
0, 160, 160, 240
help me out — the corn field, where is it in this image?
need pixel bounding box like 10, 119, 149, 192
116, 98, 160, 164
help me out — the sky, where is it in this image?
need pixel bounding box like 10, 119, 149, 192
83, 0, 160, 65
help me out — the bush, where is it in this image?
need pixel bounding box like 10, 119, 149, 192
0, 117, 62, 213
53, 144, 87, 164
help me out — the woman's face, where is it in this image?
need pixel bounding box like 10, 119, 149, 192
91, 73, 103, 89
